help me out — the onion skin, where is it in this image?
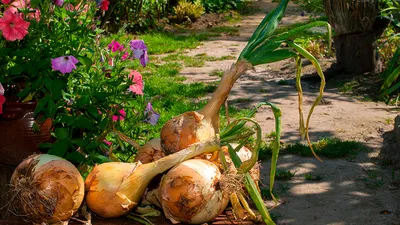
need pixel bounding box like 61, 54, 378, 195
159, 159, 229, 224
160, 61, 252, 155
84, 138, 220, 218
10, 154, 84, 224
135, 138, 165, 164
161, 111, 215, 155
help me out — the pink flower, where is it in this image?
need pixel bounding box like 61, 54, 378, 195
144, 103, 160, 125
128, 70, 143, 95
2, 0, 12, 4
121, 52, 129, 61
8, 0, 41, 22
112, 109, 126, 121
51, 55, 79, 74
100, 0, 109, 11
53, 0, 64, 6
108, 40, 124, 52
0, 8, 30, 41
104, 139, 112, 146
0, 95, 5, 114
130, 40, 149, 67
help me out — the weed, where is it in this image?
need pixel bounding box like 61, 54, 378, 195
385, 117, 394, 125
304, 173, 323, 181
285, 138, 368, 158
209, 69, 224, 77
258, 141, 273, 160
337, 80, 358, 93
260, 187, 280, 200
260, 89, 268, 93
277, 80, 289, 85
208, 26, 240, 36
266, 131, 277, 139
275, 169, 296, 180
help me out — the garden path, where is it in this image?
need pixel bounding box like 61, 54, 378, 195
176, 1, 400, 224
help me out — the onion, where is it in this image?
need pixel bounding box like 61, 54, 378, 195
159, 159, 229, 224
10, 154, 85, 224
84, 138, 219, 218
161, 61, 252, 155
134, 138, 165, 164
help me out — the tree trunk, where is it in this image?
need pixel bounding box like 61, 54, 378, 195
334, 32, 378, 73
323, 0, 385, 74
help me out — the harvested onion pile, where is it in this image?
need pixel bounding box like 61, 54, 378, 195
9, 154, 84, 224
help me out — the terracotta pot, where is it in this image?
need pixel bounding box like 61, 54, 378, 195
0, 102, 52, 166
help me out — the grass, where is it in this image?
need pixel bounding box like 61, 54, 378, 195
209, 69, 224, 77
285, 137, 368, 158
208, 26, 239, 36
162, 53, 235, 68
275, 169, 296, 180
304, 173, 323, 181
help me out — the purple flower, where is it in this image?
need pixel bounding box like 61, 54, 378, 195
144, 103, 160, 125
51, 56, 79, 74
108, 40, 124, 52
53, 0, 64, 6
130, 40, 149, 67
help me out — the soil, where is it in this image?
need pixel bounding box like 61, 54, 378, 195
174, 1, 400, 225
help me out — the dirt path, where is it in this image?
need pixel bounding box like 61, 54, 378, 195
178, 1, 400, 224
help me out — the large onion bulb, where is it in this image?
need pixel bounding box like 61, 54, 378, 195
84, 138, 219, 218
159, 159, 229, 224
10, 154, 85, 224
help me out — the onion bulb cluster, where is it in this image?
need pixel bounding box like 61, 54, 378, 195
10, 154, 84, 224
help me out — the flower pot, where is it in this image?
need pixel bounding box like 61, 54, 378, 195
0, 102, 52, 218
0, 102, 52, 166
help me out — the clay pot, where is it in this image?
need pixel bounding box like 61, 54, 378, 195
0, 102, 52, 166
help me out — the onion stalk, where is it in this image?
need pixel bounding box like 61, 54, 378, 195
160, 61, 252, 155
84, 137, 220, 218
9, 154, 85, 224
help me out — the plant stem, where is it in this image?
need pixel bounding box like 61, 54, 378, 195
199, 60, 252, 130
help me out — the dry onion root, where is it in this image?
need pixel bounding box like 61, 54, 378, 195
160, 61, 252, 155
9, 154, 85, 224
159, 159, 230, 224
84, 138, 220, 218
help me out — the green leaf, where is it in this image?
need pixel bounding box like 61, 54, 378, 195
8, 65, 24, 75
71, 139, 90, 148
92, 154, 112, 163
30, 0, 40, 8
47, 99, 57, 118
86, 142, 98, 150
17, 87, 31, 99
239, 0, 289, 59
76, 95, 90, 109
87, 105, 100, 120
55, 128, 69, 139
34, 95, 50, 117
39, 142, 52, 150
78, 55, 93, 68
49, 139, 70, 157
50, 79, 65, 99
74, 115, 93, 129
0, 48, 12, 57
93, 92, 109, 101
381, 65, 400, 92
247, 49, 296, 66
64, 151, 85, 164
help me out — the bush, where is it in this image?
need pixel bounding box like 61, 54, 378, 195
201, 0, 242, 13
173, 0, 204, 23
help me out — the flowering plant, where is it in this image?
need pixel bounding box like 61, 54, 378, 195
0, 0, 159, 165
